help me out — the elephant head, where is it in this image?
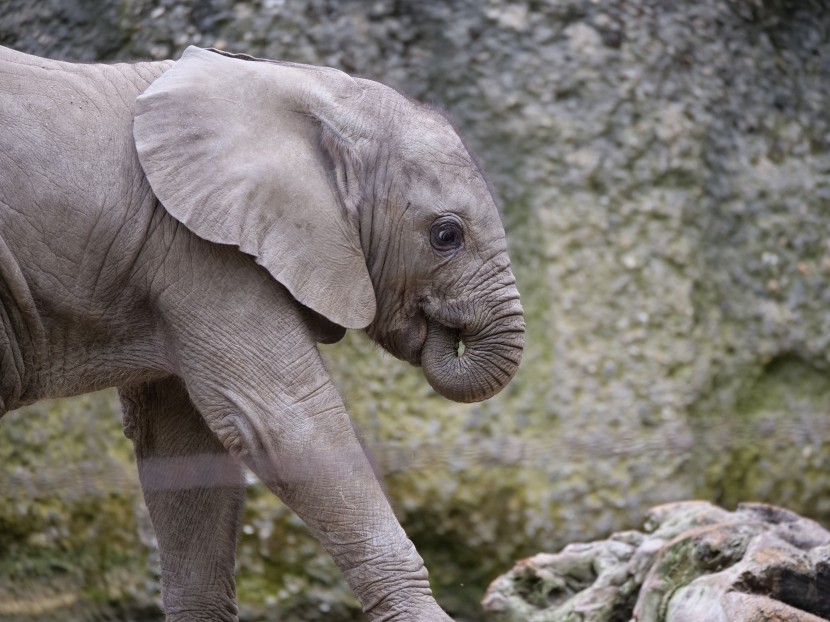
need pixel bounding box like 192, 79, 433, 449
133, 47, 524, 403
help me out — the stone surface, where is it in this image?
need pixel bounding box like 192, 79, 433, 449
483, 501, 830, 621
2, 0, 830, 620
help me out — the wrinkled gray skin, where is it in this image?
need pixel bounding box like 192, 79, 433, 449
0, 45, 523, 621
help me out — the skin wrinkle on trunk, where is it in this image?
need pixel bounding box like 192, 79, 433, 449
422, 296, 525, 402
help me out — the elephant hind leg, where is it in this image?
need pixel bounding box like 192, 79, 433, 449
119, 377, 246, 622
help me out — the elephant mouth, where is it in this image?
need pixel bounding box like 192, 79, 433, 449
368, 295, 523, 403
367, 295, 469, 366
373, 308, 466, 368
371, 312, 429, 366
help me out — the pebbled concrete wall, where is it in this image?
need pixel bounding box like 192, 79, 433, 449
2, 1, 830, 619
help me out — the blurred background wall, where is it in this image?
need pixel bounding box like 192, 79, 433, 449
1, 0, 830, 620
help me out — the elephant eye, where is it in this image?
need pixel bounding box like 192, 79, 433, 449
430, 217, 464, 254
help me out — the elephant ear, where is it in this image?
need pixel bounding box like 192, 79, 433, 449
133, 46, 376, 329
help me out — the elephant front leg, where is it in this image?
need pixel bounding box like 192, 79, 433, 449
164, 331, 451, 619
177, 357, 453, 621
119, 377, 246, 622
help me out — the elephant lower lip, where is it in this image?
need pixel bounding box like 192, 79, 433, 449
402, 334, 426, 367
400, 313, 428, 366
409, 349, 423, 367
394, 343, 423, 367
375, 316, 427, 366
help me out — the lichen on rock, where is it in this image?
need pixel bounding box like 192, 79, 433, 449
483, 501, 830, 621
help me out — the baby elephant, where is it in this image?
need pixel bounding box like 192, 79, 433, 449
0, 45, 524, 621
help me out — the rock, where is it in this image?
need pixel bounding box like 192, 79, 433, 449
482, 501, 830, 621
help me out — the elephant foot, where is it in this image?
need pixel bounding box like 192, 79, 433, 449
163, 595, 238, 622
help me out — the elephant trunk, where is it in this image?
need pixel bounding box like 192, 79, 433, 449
421, 298, 524, 403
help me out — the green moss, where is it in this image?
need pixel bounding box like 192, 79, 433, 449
692, 355, 830, 516
0, 392, 154, 617
234, 484, 362, 620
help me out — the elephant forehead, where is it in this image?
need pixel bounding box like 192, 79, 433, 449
412, 165, 502, 225
404, 128, 469, 167
396, 125, 503, 226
